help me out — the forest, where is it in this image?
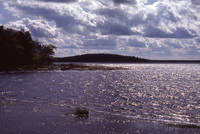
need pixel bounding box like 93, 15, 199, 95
0, 26, 56, 71
55, 53, 149, 63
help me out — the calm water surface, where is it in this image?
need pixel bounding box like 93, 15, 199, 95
0, 64, 200, 134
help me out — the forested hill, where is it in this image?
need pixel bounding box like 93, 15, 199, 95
55, 54, 149, 63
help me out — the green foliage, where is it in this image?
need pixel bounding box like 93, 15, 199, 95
0, 26, 56, 68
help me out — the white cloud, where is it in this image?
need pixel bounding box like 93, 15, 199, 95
2, 0, 200, 37
0, 0, 200, 59
6, 18, 58, 38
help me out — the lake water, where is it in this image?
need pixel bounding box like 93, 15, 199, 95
0, 63, 200, 134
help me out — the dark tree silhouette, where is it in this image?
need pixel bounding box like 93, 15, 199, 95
0, 26, 56, 70
55, 53, 149, 63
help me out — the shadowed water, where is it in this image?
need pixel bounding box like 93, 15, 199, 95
0, 64, 200, 134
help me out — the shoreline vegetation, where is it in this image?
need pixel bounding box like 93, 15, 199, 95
0, 26, 200, 72
0, 26, 56, 72
0, 63, 127, 72
54, 53, 200, 63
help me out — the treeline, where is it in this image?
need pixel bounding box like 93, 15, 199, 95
55, 53, 149, 63
55, 53, 200, 63
0, 26, 56, 70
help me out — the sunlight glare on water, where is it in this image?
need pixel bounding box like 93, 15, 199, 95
0, 63, 200, 133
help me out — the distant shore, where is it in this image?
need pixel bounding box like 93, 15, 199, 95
0, 63, 126, 72
1, 53, 200, 72
1, 61, 200, 72
54, 53, 200, 63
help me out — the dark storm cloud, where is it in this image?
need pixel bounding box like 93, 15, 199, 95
37, 0, 78, 3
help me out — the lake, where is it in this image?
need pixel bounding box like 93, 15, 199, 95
0, 63, 200, 134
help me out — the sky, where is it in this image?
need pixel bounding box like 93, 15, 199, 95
0, 0, 200, 60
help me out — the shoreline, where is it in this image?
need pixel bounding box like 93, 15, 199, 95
1, 61, 200, 72
0, 63, 126, 72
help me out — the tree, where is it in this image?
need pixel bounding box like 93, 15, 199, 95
0, 26, 56, 69
36, 44, 57, 64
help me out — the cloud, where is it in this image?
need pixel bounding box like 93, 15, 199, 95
143, 26, 197, 38
37, 0, 78, 3
97, 22, 136, 35
2, 0, 200, 38
7, 1, 136, 36
94, 8, 138, 35
82, 36, 117, 49
191, 0, 200, 5
163, 40, 183, 49
112, 0, 137, 4
95, 8, 127, 20
131, 1, 199, 38
127, 38, 147, 48
195, 38, 200, 43
0, 14, 3, 21
1, 0, 200, 60
6, 18, 58, 38
187, 45, 200, 56
5, 2, 100, 36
